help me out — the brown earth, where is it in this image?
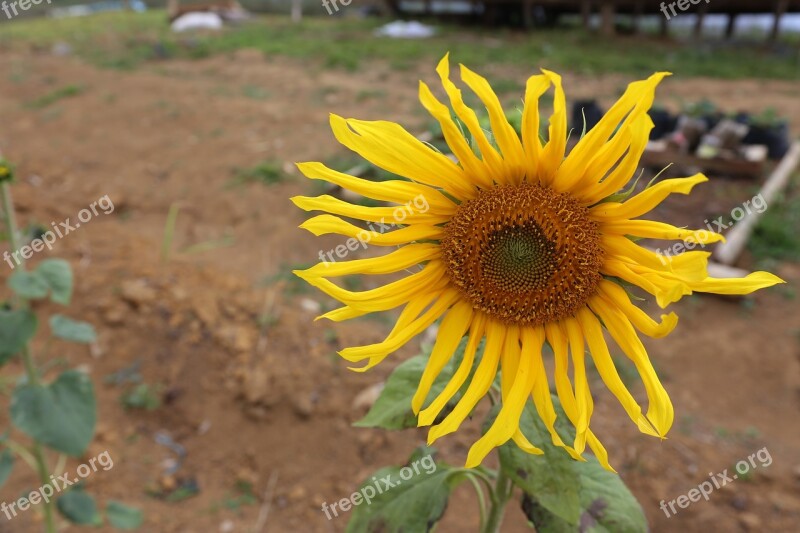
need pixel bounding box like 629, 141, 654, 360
0, 48, 798, 533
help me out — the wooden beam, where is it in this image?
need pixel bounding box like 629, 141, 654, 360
770, 0, 790, 42
714, 141, 800, 265
694, 3, 708, 39
581, 0, 592, 30
600, 2, 615, 36
725, 13, 738, 39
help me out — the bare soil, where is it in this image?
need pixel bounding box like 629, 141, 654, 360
0, 50, 798, 533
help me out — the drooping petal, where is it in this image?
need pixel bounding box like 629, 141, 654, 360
419, 81, 493, 191
418, 312, 487, 426
300, 214, 444, 245
298, 243, 440, 278
576, 307, 659, 438
465, 325, 535, 467
291, 194, 450, 225
538, 70, 567, 186
590, 174, 708, 220
596, 280, 679, 338
427, 318, 504, 443
460, 64, 527, 179
412, 300, 474, 413
588, 296, 674, 437
296, 161, 456, 213
521, 74, 551, 184
601, 219, 725, 245
687, 271, 785, 295
330, 114, 475, 199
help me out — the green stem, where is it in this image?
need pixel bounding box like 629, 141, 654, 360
482, 468, 513, 533
1, 182, 57, 533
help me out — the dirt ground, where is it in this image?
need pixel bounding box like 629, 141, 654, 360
0, 48, 798, 533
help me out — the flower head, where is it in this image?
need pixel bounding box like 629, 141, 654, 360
292, 55, 783, 470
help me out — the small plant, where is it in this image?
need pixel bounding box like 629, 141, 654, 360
120, 383, 161, 411
228, 160, 286, 187
0, 160, 141, 530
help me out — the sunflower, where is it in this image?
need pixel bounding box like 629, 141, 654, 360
291, 55, 783, 471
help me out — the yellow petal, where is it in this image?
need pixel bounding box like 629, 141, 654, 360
412, 300, 474, 413
435, 55, 506, 176
603, 235, 674, 272
428, 317, 504, 443
460, 64, 526, 179
330, 114, 474, 199
526, 327, 584, 461
418, 81, 493, 191
601, 219, 725, 245
296, 261, 447, 312
499, 324, 521, 400
291, 194, 450, 225
576, 307, 659, 438
588, 296, 673, 437
300, 214, 444, 245
538, 70, 566, 186
465, 325, 534, 467
596, 280, 678, 338
296, 161, 456, 213
579, 113, 654, 205
687, 271, 785, 295
521, 74, 551, 184
590, 174, 708, 220
298, 243, 440, 278
341, 289, 460, 367
418, 312, 487, 426
563, 317, 592, 452
560, 73, 668, 194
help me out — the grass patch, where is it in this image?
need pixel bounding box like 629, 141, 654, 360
748, 186, 800, 262
0, 12, 797, 80
25, 84, 84, 109
229, 160, 286, 187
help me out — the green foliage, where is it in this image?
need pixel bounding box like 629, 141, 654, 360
230, 160, 287, 187
345, 452, 461, 533
749, 191, 800, 262
26, 85, 85, 109
0, 309, 37, 364
0, 12, 796, 80
11, 370, 97, 456
49, 314, 97, 344
106, 501, 144, 530
57, 490, 101, 526
1, 158, 142, 532
120, 383, 162, 411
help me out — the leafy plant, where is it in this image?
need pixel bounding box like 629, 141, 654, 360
0, 163, 141, 531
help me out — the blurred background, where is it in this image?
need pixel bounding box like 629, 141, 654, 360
0, 0, 798, 531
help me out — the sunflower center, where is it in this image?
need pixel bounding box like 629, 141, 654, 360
440, 183, 604, 326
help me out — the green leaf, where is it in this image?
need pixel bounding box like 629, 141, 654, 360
522, 458, 648, 533
49, 314, 97, 343
504, 396, 648, 533
497, 401, 582, 526
11, 370, 96, 456
354, 338, 473, 430
0, 309, 37, 364
8, 270, 49, 300
106, 501, 144, 530
37, 259, 73, 305
345, 458, 460, 533
57, 490, 101, 525
0, 448, 14, 487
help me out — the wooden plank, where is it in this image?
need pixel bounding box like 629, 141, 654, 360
714, 141, 800, 265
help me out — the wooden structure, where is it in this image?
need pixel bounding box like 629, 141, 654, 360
386, 0, 800, 40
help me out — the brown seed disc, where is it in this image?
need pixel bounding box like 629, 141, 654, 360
440, 184, 604, 326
